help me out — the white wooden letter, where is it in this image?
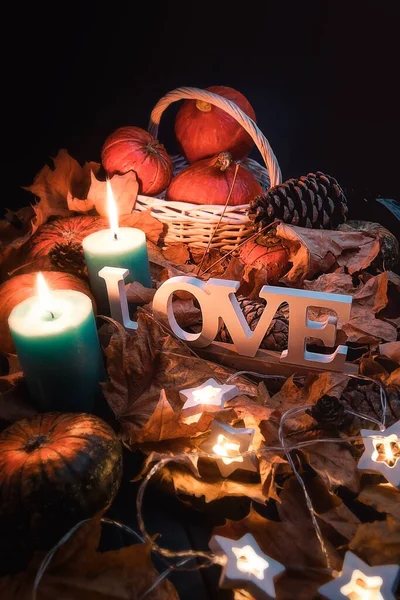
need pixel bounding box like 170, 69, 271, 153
152, 276, 219, 346
273, 287, 352, 371
98, 267, 138, 331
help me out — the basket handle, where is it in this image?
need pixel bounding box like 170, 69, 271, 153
148, 86, 282, 188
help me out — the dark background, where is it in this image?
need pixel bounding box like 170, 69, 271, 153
2, 4, 400, 598
2, 1, 400, 231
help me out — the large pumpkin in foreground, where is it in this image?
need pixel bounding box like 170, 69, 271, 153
0, 271, 96, 354
0, 413, 122, 574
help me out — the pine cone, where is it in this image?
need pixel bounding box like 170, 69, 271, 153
216, 296, 288, 352
248, 171, 348, 231
49, 241, 87, 278
307, 395, 347, 428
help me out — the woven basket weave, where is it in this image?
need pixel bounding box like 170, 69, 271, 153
134, 87, 282, 250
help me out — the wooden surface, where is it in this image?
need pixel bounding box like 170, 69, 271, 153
197, 341, 359, 377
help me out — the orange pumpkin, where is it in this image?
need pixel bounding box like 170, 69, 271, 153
0, 271, 96, 354
27, 215, 107, 261
0, 413, 122, 573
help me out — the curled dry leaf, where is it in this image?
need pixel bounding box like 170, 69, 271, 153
349, 516, 400, 565
152, 461, 266, 505
126, 282, 156, 304
72, 170, 139, 217
275, 222, 381, 286
24, 150, 100, 233
357, 484, 400, 521
0, 517, 178, 600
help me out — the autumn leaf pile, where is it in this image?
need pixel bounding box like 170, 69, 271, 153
1, 150, 400, 599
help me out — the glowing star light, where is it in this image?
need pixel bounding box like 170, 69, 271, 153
179, 378, 239, 417
201, 420, 258, 477
318, 551, 400, 600
209, 533, 285, 600
357, 420, 400, 488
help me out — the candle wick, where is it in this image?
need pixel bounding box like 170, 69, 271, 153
49, 311, 55, 319
114, 232, 118, 240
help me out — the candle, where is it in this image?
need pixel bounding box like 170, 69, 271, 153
82, 180, 151, 314
8, 273, 105, 412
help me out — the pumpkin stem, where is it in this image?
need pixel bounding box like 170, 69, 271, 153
24, 435, 47, 453
215, 152, 233, 172
195, 99, 212, 112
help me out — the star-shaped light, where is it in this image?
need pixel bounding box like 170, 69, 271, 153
209, 533, 285, 599
318, 551, 400, 600
179, 378, 239, 417
358, 420, 400, 488
201, 420, 258, 477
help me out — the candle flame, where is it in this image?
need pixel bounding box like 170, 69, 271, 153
213, 434, 243, 465
37, 272, 55, 317
107, 179, 119, 238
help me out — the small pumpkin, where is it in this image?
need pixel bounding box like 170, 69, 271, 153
166, 152, 263, 206
174, 86, 256, 163
0, 271, 96, 354
0, 413, 122, 573
27, 215, 107, 261
239, 237, 290, 284
101, 126, 173, 195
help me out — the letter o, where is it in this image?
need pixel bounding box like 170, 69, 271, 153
152, 276, 217, 347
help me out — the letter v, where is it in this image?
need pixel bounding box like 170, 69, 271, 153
205, 279, 284, 357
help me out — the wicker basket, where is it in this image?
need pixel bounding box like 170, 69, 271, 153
134, 87, 282, 251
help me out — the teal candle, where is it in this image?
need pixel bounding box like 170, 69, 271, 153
82, 227, 151, 315
8, 278, 105, 413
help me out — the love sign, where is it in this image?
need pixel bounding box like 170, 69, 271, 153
99, 267, 353, 373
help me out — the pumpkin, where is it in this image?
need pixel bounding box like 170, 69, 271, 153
27, 215, 107, 261
239, 237, 290, 284
165, 152, 263, 206
0, 271, 96, 354
174, 86, 256, 163
101, 126, 173, 195
0, 413, 122, 573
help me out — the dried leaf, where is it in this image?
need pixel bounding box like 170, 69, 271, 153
278, 476, 361, 541
379, 341, 400, 363
349, 517, 400, 565
126, 282, 156, 304
102, 312, 257, 443
302, 442, 360, 493
157, 462, 266, 505
212, 506, 342, 582
0, 518, 178, 600
306, 271, 399, 345
25, 150, 99, 233
0, 360, 37, 424
358, 484, 400, 520
170, 298, 201, 328
276, 222, 380, 285
83, 170, 139, 216
127, 389, 214, 443
120, 211, 163, 245
162, 243, 190, 265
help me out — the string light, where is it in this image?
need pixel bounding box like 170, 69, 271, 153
32, 365, 397, 599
